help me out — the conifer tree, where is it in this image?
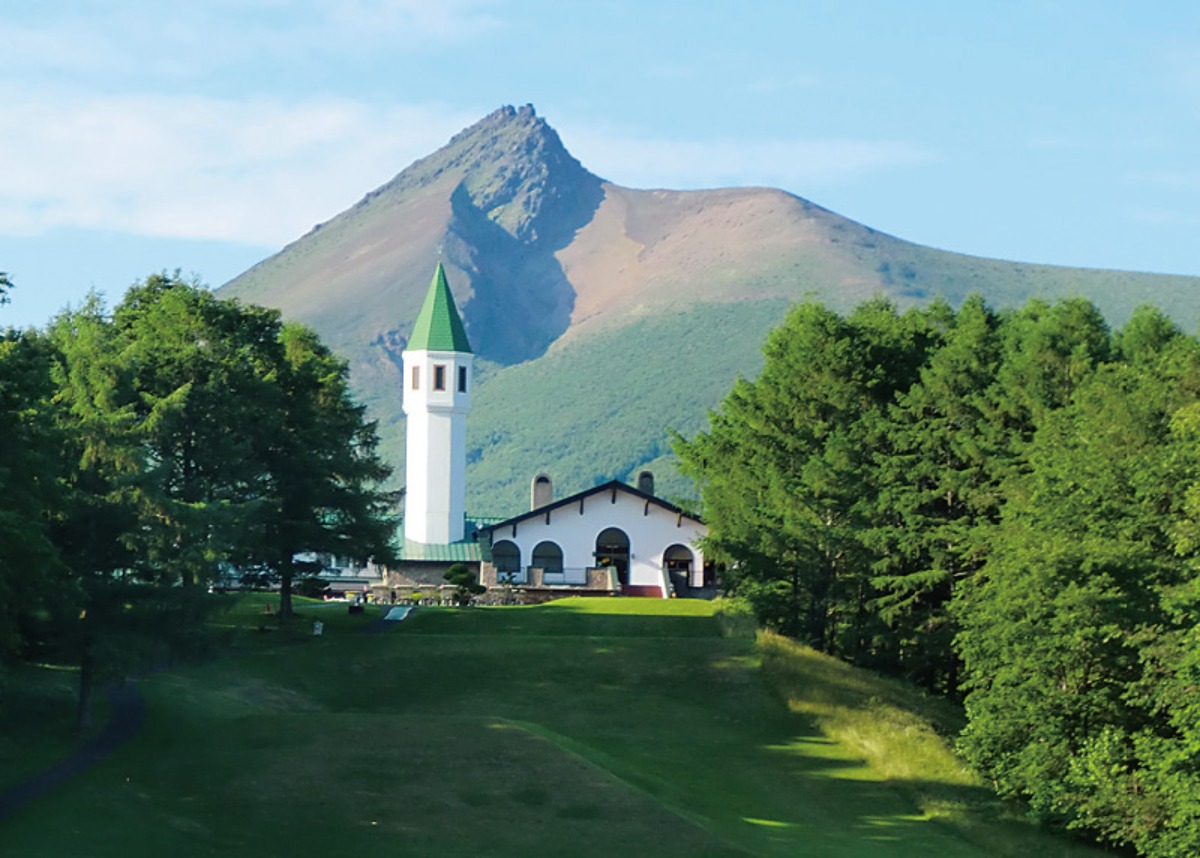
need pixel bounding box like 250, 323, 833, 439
0, 328, 66, 662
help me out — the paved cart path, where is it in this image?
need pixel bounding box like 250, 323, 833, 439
0, 680, 146, 822
0, 607, 408, 822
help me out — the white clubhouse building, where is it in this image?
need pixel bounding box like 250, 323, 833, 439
379, 264, 711, 600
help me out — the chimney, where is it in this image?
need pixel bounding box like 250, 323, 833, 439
637, 471, 654, 496
531, 474, 553, 510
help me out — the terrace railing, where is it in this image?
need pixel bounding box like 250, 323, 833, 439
538, 567, 589, 586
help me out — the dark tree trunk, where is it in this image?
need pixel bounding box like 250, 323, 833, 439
76, 645, 95, 733
278, 552, 295, 619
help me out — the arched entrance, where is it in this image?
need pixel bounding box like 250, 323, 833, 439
663, 544, 694, 592
595, 527, 630, 585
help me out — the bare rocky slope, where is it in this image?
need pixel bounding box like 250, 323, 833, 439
220, 104, 1200, 514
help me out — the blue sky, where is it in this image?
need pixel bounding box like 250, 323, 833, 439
3, 1, 1199, 328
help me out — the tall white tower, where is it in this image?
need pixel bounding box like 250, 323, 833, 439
402, 263, 474, 545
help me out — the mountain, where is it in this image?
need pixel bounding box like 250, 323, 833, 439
220, 104, 1200, 514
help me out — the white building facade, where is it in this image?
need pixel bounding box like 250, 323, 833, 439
484, 479, 709, 598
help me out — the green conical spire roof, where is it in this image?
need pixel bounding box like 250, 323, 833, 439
407, 263, 472, 353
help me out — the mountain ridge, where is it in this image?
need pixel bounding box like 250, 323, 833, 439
219, 104, 1200, 513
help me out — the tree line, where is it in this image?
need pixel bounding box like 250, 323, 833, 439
675, 294, 1200, 857
0, 273, 394, 727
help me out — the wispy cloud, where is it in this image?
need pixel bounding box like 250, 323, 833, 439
0, 90, 481, 245
318, 0, 502, 40
566, 131, 936, 192
0, 1, 501, 84
0, 80, 936, 248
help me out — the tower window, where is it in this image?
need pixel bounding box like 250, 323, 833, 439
433, 364, 446, 391
458, 365, 467, 393
411, 366, 420, 390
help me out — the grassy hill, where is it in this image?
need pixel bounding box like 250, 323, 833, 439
219, 105, 1200, 514
0, 597, 1106, 857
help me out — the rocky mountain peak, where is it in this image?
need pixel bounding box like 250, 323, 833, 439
372, 104, 601, 246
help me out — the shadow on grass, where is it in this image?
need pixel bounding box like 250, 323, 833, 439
0, 680, 145, 822
1, 596, 1107, 857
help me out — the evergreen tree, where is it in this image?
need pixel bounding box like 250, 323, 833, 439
47, 295, 155, 728
956, 355, 1191, 838
112, 274, 283, 587
245, 323, 395, 618
676, 299, 926, 652
44, 276, 395, 723
0, 328, 66, 662
865, 296, 1007, 693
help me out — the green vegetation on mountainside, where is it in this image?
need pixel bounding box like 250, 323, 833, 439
464, 299, 790, 515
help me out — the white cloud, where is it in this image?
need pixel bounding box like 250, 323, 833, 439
0, 89, 938, 248
0, 90, 481, 245
317, 0, 502, 41
565, 131, 936, 193
0, 1, 501, 84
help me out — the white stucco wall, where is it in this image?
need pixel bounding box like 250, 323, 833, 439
489, 487, 707, 594
402, 347, 472, 544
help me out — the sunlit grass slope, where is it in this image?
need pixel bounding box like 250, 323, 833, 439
2, 597, 1104, 857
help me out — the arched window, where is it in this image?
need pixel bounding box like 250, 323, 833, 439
492, 540, 520, 572
595, 527, 630, 585
531, 541, 563, 573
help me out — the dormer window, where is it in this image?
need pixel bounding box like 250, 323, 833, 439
433, 364, 446, 391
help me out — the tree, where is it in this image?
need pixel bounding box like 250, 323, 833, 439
112, 274, 283, 588
243, 323, 395, 619
677, 291, 1200, 851
101, 275, 395, 619
676, 299, 927, 652
956, 356, 1191, 839
0, 271, 11, 305
993, 296, 1111, 431
47, 294, 162, 728
1059, 395, 1200, 856
864, 296, 1008, 693
444, 563, 484, 605
0, 328, 66, 662
43, 276, 395, 725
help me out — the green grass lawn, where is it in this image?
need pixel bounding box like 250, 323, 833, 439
0, 662, 106, 789
0, 597, 1106, 857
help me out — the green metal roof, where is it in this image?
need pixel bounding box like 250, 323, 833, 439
398, 539, 484, 563
394, 516, 502, 563
407, 263, 472, 353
